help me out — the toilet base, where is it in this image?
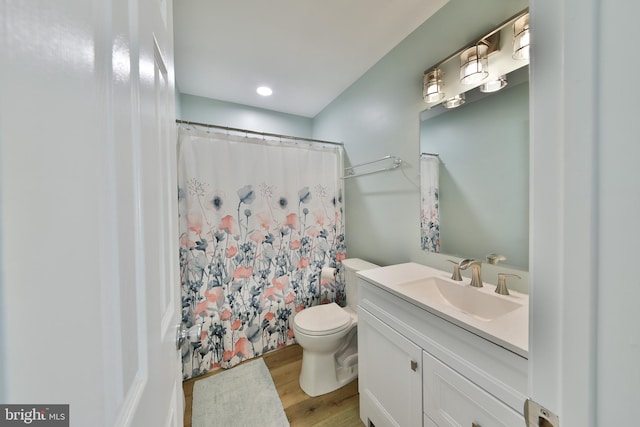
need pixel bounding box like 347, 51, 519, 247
298, 348, 358, 397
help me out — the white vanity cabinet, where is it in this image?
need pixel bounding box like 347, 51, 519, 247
357, 265, 528, 427
423, 351, 523, 426
358, 308, 423, 426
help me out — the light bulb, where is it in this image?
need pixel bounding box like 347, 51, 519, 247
443, 93, 465, 109
460, 45, 489, 85
423, 69, 445, 103
480, 75, 508, 93
513, 14, 530, 60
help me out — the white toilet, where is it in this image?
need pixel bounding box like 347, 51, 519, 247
293, 258, 379, 397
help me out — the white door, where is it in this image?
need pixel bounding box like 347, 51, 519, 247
117, 0, 183, 424
0, 0, 182, 425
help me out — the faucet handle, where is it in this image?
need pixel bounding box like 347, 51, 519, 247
447, 260, 463, 281
457, 258, 476, 269
496, 273, 521, 295
486, 254, 507, 265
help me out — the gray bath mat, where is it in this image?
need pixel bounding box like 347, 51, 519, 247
191, 358, 290, 426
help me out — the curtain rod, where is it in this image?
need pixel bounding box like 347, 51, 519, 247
176, 119, 343, 147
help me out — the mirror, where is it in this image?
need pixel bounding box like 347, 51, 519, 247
420, 67, 529, 270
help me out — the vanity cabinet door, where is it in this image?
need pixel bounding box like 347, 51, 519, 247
358, 307, 423, 427
423, 351, 524, 426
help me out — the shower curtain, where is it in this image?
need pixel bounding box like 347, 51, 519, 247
178, 127, 346, 379
420, 154, 440, 252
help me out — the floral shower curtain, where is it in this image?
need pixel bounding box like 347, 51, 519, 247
178, 127, 346, 379
420, 154, 440, 252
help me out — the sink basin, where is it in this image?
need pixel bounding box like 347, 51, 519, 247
357, 262, 529, 356
398, 277, 522, 321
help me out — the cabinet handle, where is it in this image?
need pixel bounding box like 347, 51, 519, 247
410, 360, 418, 371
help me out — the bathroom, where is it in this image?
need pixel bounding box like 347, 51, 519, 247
1, 0, 638, 426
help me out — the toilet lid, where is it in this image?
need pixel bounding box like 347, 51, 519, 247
294, 303, 352, 336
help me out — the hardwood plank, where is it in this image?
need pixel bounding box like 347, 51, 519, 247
285, 380, 359, 427
263, 344, 303, 367
308, 394, 361, 427
183, 344, 363, 426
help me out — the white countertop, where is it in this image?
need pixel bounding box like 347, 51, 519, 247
357, 262, 528, 358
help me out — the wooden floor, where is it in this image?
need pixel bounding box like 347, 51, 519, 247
182, 344, 363, 426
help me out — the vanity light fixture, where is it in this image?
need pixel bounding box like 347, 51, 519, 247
442, 93, 465, 109
480, 75, 508, 93
423, 69, 445, 103
420, 8, 528, 107
460, 44, 489, 85
512, 13, 530, 60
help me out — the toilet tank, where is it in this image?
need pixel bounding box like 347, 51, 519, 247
341, 258, 379, 310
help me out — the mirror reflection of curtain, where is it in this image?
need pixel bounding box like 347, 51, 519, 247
178, 127, 346, 379
420, 154, 440, 253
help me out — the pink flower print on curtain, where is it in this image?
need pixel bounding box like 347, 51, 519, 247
178, 128, 345, 379
420, 154, 440, 253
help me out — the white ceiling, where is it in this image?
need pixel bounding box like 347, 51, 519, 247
173, 0, 449, 118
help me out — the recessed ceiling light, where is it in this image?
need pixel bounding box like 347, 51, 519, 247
257, 86, 273, 96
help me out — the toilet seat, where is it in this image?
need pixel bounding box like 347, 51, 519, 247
294, 303, 352, 336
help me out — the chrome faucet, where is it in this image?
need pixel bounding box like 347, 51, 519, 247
458, 259, 483, 287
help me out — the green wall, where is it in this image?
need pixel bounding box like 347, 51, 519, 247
311, 0, 529, 288
179, 93, 313, 137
